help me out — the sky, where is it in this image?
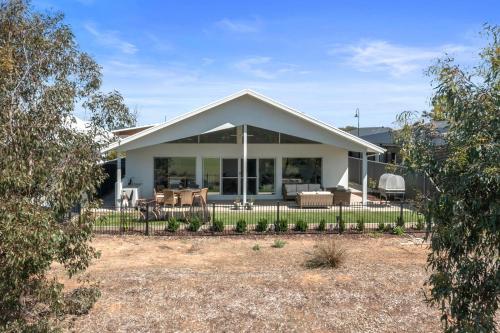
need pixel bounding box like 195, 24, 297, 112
34, 0, 499, 128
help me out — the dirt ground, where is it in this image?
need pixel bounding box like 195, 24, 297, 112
60, 234, 441, 333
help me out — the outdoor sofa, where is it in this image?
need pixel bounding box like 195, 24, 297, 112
282, 183, 322, 200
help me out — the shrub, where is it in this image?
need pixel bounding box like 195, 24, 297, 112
393, 226, 405, 236
294, 219, 308, 232
356, 218, 365, 232
64, 286, 101, 315
395, 216, 405, 228
235, 219, 247, 233
188, 217, 201, 232
377, 222, 385, 231
167, 218, 180, 232
318, 219, 326, 231
255, 218, 269, 232
415, 217, 424, 230
274, 219, 288, 232
306, 240, 346, 269
252, 244, 260, 251
338, 219, 346, 234
272, 239, 286, 248
212, 219, 224, 232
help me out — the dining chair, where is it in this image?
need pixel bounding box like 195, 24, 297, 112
194, 188, 208, 206
178, 190, 194, 220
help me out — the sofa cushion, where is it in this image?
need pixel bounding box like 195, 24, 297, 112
308, 184, 321, 191
296, 184, 308, 192
284, 184, 297, 193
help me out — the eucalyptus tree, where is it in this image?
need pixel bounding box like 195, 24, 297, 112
0, 0, 135, 331
396, 26, 499, 332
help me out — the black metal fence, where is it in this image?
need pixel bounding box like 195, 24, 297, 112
78, 201, 425, 236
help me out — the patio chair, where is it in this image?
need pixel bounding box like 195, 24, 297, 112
163, 189, 178, 219
154, 188, 165, 205
193, 188, 208, 206
178, 190, 194, 220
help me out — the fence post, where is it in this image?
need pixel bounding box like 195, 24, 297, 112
338, 201, 343, 223
212, 202, 216, 223
276, 201, 280, 223
399, 201, 404, 226
145, 203, 150, 236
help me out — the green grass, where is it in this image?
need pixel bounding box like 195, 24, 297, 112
92, 209, 423, 231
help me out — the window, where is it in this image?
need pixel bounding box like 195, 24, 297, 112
199, 127, 237, 143
280, 133, 319, 144
203, 158, 220, 193
259, 159, 275, 193
154, 157, 196, 190
248, 126, 279, 144
168, 135, 198, 143
282, 158, 322, 184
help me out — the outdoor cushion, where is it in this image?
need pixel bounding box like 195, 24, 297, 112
308, 184, 321, 191
296, 184, 309, 192
284, 184, 297, 192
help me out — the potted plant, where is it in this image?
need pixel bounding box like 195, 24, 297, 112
245, 197, 254, 210
233, 196, 241, 210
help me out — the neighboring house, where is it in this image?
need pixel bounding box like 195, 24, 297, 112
112, 124, 158, 139
347, 127, 399, 163
104, 90, 385, 205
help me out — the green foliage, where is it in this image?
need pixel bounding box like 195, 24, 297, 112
338, 219, 346, 234
272, 239, 286, 248
235, 219, 247, 233
252, 244, 260, 251
294, 219, 308, 232
318, 219, 326, 231
255, 218, 268, 232
167, 218, 180, 232
211, 219, 224, 232
274, 219, 288, 232
395, 216, 405, 228
377, 222, 385, 231
356, 218, 365, 232
188, 217, 201, 232
395, 25, 500, 332
305, 240, 346, 269
392, 226, 405, 236
64, 286, 101, 315
415, 217, 425, 230
0, 1, 135, 330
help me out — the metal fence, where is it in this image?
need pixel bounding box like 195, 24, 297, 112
78, 201, 425, 236
348, 157, 432, 199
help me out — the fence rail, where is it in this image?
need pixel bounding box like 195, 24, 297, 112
75, 201, 425, 236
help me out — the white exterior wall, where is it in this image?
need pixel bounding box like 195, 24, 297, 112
125, 143, 348, 200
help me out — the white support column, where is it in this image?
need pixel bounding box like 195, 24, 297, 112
362, 151, 368, 205
116, 155, 122, 207
242, 124, 247, 204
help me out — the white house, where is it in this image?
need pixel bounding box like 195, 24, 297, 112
105, 90, 384, 205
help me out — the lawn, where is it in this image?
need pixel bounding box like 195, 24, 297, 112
58, 235, 441, 332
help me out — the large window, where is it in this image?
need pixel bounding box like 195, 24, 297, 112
154, 157, 196, 190
248, 126, 279, 143
259, 159, 275, 193
199, 127, 237, 143
282, 158, 322, 184
203, 158, 220, 193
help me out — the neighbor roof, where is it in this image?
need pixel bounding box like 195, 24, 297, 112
105, 89, 385, 154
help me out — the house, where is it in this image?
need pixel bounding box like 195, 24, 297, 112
346, 127, 399, 163
104, 90, 385, 205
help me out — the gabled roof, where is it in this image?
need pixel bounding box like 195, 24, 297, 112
105, 89, 385, 154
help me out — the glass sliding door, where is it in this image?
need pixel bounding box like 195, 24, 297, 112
221, 158, 239, 195
154, 157, 196, 190
203, 158, 220, 193
259, 159, 275, 194
241, 159, 257, 195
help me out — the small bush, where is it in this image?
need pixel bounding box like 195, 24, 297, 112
416, 217, 424, 230
272, 239, 286, 248
318, 219, 326, 231
64, 286, 101, 315
255, 218, 269, 232
377, 222, 385, 231
167, 218, 180, 232
295, 219, 308, 232
252, 244, 260, 251
393, 226, 405, 235
235, 219, 247, 233
274, 219, 288, 232
188, 217, 201, 232
338, 219, 346, 234
356, 218, 365, 232
395, 216, 405, 228
306, 240, 346, 269
212, 219, 224, 232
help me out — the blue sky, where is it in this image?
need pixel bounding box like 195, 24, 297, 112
34, 0, 499, 128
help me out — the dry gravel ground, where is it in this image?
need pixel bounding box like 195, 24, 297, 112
59, 234, 441, 333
